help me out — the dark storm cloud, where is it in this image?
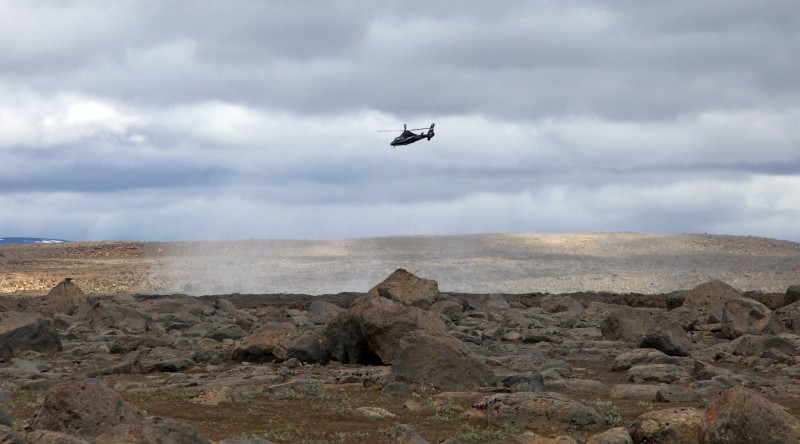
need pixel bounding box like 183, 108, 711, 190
1, 1, 799, 241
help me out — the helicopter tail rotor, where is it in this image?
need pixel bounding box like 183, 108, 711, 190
427, 123, 435, 140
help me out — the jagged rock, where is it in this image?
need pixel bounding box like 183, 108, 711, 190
609, 384, 661, 400
274, 332, 329, 364
91, 416, 211, 444
321, 312, 378, 364
389, 330, 494, 390
389, 424, 429, 444
109, 335, 170, 354
81, 300, 152, 332
232, 322, 298, 363
307, 300, 344, 324
204, 324, 248, 341
366, 268, 440, 309
502, 373, 545, 392
26, 429, 89, 443
733, 333, 800, 356
721, 297, 783, 339
29, 381, 145, 439
540, 296, 584, 314
485, 392, 605, 430
25, 278, 87, 316
640, 319, 693, 356
656, 385, 703, 402
784, 285, 800, 306
586, 427, 632, 444
625, 364, 690, 384
0, 296, 22, 313
0, 312, 62, 356
599, 305, 655, 342
133, 347, 194, 373
330, 295, 447, 365
682, 280, 741, 317
629, 407, 704, 443
774, 300, 800, 332
611, 348, 679, 371
703, 386, 800, 443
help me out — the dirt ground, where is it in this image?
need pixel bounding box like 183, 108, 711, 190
2, 233, 799, 297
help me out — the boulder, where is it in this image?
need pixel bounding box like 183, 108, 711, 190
784, 284, 800, 307
389, 424, 429, 444
721, 297, 782, 339
80, 300, 152, 332
625, 364, 690, 384
340, 296, 447, 364
600, 305, 655, 342
29, 381, 145, 439
232, 322, 298, 363
307, 300, 344, 325
204, 324, 248, 341
321, 312, 379, 364
91, 416, 211, 444
586, 427, 632, 444
774, 301, 800, 332
609, 384, 661, 400
733, 333, 800, 357
640, 320, 693, 356
25, 278, 87, 316
0, 312, 62, 356
703, 386, 800, 443
540, 296, 584, 314
389, 330, 494, 390
501, 373, 545, 393
274, 332, 329, 364
485, 392, 606, 430
629, 407, 704, 443
682, 280, 740, 317
611, 348, 679, 372
133, 347, 194, 373
366, 268, 440, 309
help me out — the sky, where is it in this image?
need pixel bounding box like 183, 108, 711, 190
1, 1, 799, 242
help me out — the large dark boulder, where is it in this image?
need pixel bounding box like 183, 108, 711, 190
29, 381, 145, 439
721, 297, 783, 339
683, 280, 741, 318
703, 386, 800, 443
485, 392, 606, 430
0, 312, 62, 356
366, 268, 440, 309
600, 305, 655, 342
640, 320, 693, 356
25, 278, 87, 317
388, 330, 494, 390
232, 322, 298, 363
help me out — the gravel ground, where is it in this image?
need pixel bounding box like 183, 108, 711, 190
1, 232, 799, 296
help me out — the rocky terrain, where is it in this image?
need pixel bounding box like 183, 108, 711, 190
1, 233, 800, 443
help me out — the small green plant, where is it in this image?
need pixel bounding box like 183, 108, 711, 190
585, 398, 628, 428
637, 400, 656, 411
269, 388, 303, 401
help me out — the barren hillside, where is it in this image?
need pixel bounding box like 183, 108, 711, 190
1, 233, 798, 296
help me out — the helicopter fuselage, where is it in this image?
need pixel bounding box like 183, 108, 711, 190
391, 131, 428, 146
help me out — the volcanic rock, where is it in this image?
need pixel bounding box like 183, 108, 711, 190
784, 284, 800, 306
640, 319, 693, 356
366, 268, 440, 309
586, 427, 633, 444
91, 416, 211, 444
485, 392, 605, 430
629, 407, 704, 443
232, 322, 298, 363
0, 312, 62, 356
307, 300, 344, 324
682, 280, 741, 318
721, 297, 783, 339
388, 330, 494, 390
29, 381, 145, 439
703, 386, 800, 443
25, 278, 87, 317
611, 348, 679, 372
600, 305, 655, 342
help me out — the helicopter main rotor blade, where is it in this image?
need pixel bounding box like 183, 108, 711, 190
377, 130, 404, 132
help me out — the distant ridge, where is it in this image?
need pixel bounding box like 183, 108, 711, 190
0, 237, 69, 244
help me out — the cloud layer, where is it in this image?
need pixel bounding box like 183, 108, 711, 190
1, 1, 799, 241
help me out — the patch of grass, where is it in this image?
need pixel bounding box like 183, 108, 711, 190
269, 388, 304, 401
310, 390, 357, 416
430, 399, 466, 423
236, 420, 300, 443
456, 423, 518, 443
585, 398, 628, 428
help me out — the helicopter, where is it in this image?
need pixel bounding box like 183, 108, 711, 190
378, 123, 435, 147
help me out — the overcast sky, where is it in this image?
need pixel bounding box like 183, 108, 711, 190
1, 1, 799, 242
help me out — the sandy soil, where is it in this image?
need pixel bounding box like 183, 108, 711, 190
2, 233, 798, 296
